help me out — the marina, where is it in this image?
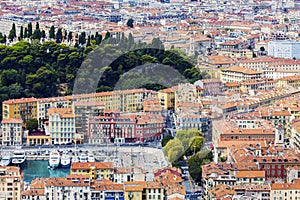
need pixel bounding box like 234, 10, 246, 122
22, 160, 70, 183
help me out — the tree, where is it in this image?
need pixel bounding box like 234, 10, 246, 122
41, 30, 46, 38
163, 139, 185, 163
26, 118, 38, 132
8, 23, 16, 42
127, 18, 134, 28
68, 31, 73, 42
161, 134, 174, 147
20, 26, 24, 39
104, 31, 111, 40
49, 25, 55, 39
95, 32, 102, 45
1, 69, 20, 86
32, 22, 41, 40
87, 35, 91, 46
24, 28, 28, 38
27, 22, 33, 38
189, 136, 204, 154
79, 32, 86, 45
187, 150, 213, 183
64, 30, 67, 40
56, 28, 62, 43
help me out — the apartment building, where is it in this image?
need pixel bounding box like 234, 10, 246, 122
37, 97, 70, 124
268, 40, 300, 59
277, 75, 300, 89
202, 162, 237, 197
44, 176, 91, 200
289, 119, 300, 151
0, 166, 23, 200
270, 181, 300, 200
90, 181, 124, 200
235, 170, 265, 184
47, 107, 77, 145
73, 101, 105, 143
199, 55, 235, 78
286, 166, 300, 183
207, 184, 236, 200
1, 118, 23, 146
70, 162, 114, 181
88, 111, 164, 144
218, 48, 253, 59
213, 116, 279, 146
240, 79, 276, 93
264, 61, 300, 79
2, 97, 37, 123
176, 112, 210, 133
227, 143, 300, 181
194, 78, 222, 96
220, 66, 262, 83
94, 89, 157, 112
239, 57, 277, 71
21, 178, 45, 200
175, 83, 198, 109
157, 87, 176, 110
233, 184, 270, 200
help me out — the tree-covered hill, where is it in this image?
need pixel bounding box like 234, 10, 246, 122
0, 31, 209, 112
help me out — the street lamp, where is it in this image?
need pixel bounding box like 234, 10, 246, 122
193, 145, 196, 155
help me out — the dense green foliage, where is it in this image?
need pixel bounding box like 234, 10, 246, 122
163, 128, 205, 163
0, 23, 209, 119
163, 128, 209, 183
161, 134, 174, 147
26, 118, 38, 132
188, 150, 213, 183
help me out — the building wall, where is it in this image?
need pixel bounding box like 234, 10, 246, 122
48, 109, 76, 145
1, 120, 23, 146
0, 166, 23, 200
268, 41, 300, 59
2, 99, 37, 123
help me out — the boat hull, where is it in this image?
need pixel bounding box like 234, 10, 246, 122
48, 162, 60, 169
61, 162, 71, 168
12, 159, 26, 169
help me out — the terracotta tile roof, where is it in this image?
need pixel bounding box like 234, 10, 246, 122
209, 184, 236, 199
47, 107, 74, 118
1, 118, 23, 124
3, 97, 37, 104
44, 177, 90, 187
235, 170, 265, 178
222, 66, 262, 75
71, 162, 114, 170
272, 182, 300, 190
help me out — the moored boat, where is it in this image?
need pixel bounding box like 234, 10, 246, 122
0, 153, 11, 166
48, 150, 60, 169
61, 152, 71, 168
11, 148, 26, 168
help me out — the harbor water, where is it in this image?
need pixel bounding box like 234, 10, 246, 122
22, 160, 70, 183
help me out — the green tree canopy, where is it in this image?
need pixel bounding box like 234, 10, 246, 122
26, 118, 38, 132
127, 18, 134, 28
161, 134, 174, 147
8, 23, 16, 42
49, 25, 55, 39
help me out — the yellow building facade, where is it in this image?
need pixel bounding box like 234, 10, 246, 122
70, 162, 114, 181
2, 97, 37, 124
158, 87, 176, 110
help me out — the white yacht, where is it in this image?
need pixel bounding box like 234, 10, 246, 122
48, 150, 60, 169
60, 152, 71, 168
79, 153, 88, 162
0, 153, 11, 166
11, 148, 26, 167
87, 152, 95, 162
